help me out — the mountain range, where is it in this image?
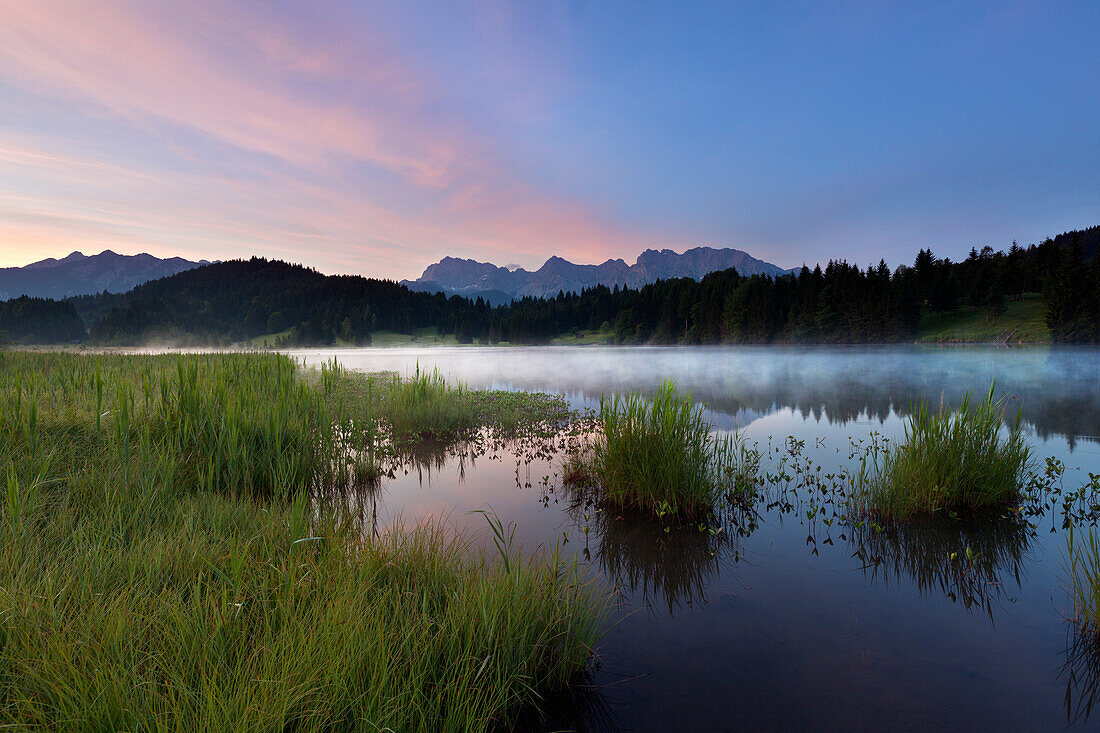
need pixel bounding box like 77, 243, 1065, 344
2, 223, 1096, 346
401, 246, 789, 304
0, 250, 210, 300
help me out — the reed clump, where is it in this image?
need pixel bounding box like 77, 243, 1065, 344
573, 380, 756, 519
855, 382, 1032, 520
0, 351, 604, 730
383, 365, 479, 440
164, 355, 330, 498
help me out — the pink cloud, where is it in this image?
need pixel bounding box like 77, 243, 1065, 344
0, 0, 669, 275
0, 131, 653, 277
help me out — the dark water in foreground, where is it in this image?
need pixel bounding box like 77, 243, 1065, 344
290, 346, 1100, 731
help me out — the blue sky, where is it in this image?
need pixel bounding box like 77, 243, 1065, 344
0, 0, 1096, 278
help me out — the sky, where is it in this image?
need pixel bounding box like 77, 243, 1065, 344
0, 0, 1097, 280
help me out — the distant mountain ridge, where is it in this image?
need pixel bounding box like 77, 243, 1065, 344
401, 246, 789, 303
0, 250, 210, 300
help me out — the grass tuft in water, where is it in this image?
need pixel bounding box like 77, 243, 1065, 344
1062, 522, 1100, 724
573, 380, 756, 519
383, 365, 478, 440
855, 382, 1032, 520
1065, 523, 1100, 635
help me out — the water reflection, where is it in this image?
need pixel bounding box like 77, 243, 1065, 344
849, 515, 1034, 618
384, 437, 475, 483
512, 671, 621, 733
333, 482, 384, 540
562, 498, 755, 615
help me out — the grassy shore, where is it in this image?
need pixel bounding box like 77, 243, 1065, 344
0, 351, 604, 730
916, 293, 1049, 343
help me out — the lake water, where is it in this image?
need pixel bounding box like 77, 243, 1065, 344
289, 345, 1100, 731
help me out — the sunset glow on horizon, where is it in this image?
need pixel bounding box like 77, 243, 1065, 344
1, 1, 1097, 279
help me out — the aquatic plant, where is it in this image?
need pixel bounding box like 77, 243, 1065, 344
1060, 522, 1100, 724
574, 380, 757, 519
347, 452, 377, 483
464, 388, 575, 437
854, 382, 1032, 519
320, 363, 575, 449
0, 351, 606, 730
562, 450, 599, 488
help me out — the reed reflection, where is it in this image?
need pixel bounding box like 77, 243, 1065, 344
564, 494, 757, 615
849, 515, 1033, 619
511, 671, 620, 733
1061, 625, 1100, 727
384, 437, 478, 485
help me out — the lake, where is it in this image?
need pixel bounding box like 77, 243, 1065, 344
289, 345, 1100, 731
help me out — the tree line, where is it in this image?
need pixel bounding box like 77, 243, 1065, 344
443, 226, 1099, 345
0, 297, 85, 344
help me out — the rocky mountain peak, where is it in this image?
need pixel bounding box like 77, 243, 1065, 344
402, 246, 787, 302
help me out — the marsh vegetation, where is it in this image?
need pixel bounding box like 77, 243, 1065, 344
0, 352, 603, 730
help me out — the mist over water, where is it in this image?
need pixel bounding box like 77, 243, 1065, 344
290, 345, 1100, 447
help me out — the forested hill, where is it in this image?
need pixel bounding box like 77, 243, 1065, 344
67, 256, 915, 346
1, 224, 1097, 346
79, 258, 452, 345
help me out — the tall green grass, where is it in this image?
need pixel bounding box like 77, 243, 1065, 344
573, 380, 756, 519
383, 365, 479, 440
1065, 524, 1100, 635
1061, 526, 1100, 726
855, 382, 1032, 519
1, 352, 352, 500
0, 351, 605, 730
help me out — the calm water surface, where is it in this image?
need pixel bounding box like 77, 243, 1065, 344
289, 346, 1100, 731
